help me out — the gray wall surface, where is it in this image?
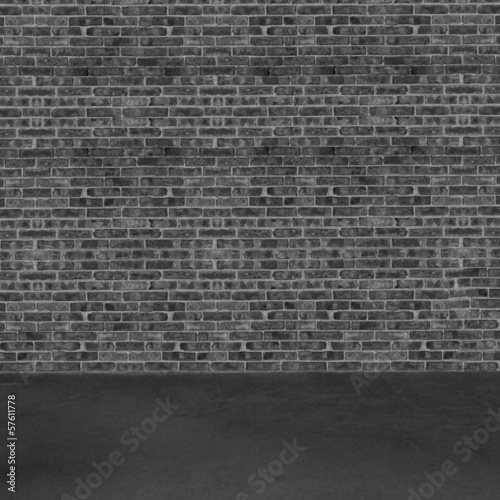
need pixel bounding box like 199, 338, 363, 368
1, 1, 499, 373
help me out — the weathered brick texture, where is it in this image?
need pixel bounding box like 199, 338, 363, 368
1, 0, 499, 373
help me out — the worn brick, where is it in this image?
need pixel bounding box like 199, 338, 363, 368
0, 0, 498, 373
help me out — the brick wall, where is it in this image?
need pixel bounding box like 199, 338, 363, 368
1, 0, 500, 374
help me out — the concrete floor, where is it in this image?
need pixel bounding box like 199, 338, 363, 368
1, 373, 499, 500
